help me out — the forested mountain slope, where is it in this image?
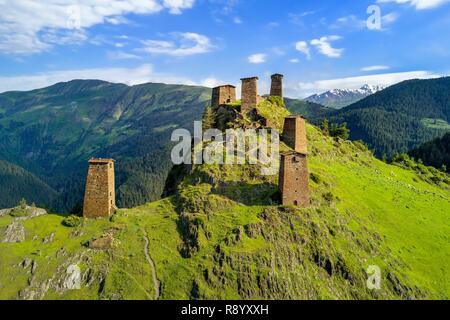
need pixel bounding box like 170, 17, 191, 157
0, 80, 211, 211
329, 77, 450, 157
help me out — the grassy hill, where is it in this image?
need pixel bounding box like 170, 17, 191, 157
0, 100, 448, 300
328, 77, 450, 157
0, 80, 211, 211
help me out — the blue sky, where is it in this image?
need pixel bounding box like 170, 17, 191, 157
0, 0, 449, 97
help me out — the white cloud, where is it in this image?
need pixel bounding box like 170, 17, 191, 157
289, 58, 299, 63
107, 51, 142, 60
361, 65, 391, 72
267, 22, 280, 28
310, 35, 344, 58
382, 12, 400, 24
248, 53, 267, 64
163, 0, 195, 14
332, 12, 398, 31
272, 47, 286, 56
140, 32, 214, 57
290, 70, 441, 98
0, 0, 196, 55
332, 15, 366, 29
295, 41, 311, 59
378, 0, 450, 10
0, 64, 228, 93
233, 17, 243, 24
200, 77, 224, 88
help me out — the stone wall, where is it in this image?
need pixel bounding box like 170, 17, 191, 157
270, 74, 283, 98
83, 159, 115, 218
279, 152, 310, 207
240, 77, 259, 114
282, 116, 308, 154
211, 85, 236, 108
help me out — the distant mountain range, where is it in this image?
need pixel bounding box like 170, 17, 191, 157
1, 77, 450, 210
0, 80, 211, 211
305, 84, 385, 109
328, 77, 450, 157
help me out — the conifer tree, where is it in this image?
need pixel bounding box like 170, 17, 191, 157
202, 106, 216, 130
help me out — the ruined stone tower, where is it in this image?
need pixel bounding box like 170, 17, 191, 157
240, 77, 259, 113
282, 116, 308, 154
279, 116, 310, 207
211, 85, 236, 108
270, 73, 283, 99
279, 152, 310, 207
83, 158, 116, 218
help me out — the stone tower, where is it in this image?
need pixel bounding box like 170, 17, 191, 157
279, 152, 310, 207
240, 77, 259, 114
270, 73, 283, 99
282, 116, 308, 154
83, 158, 116, 218
211, 85, 236, 108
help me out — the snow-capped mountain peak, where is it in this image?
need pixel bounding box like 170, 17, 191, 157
304, 84, 385, 109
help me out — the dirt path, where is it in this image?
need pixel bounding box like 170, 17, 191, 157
143, 230, 160, 300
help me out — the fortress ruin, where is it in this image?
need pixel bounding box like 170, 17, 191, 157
279, 152, 310, 207
240, 77, 260, 114
210, 74, 310, 208
212, 74, 284, 115
83, 158, 116, 218
211, 85, 236, 108
279, 116, 310, 207
270, 74, 284, 99
282, 116, 308, 154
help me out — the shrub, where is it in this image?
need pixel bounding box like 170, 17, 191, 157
353, 140, 369, 152
9, 207, 29, 217
62, 215, 84, 228
18, 198, 27, 210
330, 123, 350, 140
266, 96, 285, 108
310, 172, 321, 184
320, 119, 329, 136
323, 192, 335, 204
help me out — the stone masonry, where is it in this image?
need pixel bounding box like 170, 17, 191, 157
279, 115, 310, 207
279, 152, 310, 207
211, 85, 236, 108
270, 74, 284, 99
83, 158, 116, 218
282, 116, 308, 154
240, 77, 259, 114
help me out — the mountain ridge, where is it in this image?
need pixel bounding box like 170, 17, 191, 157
327, 77, 450, 157
305, 84, 385, 109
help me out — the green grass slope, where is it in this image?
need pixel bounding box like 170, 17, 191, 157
0, 103, 449, 300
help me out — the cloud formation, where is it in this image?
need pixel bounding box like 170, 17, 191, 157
361, 65, 391, 72
310, 35, 344, 58
378, 0, 450, 10
0, 64, 226, 93
295, 41, 311, 59
248, 53, 267, 64
0, 0, 196, 54
140, 32, 214, 57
